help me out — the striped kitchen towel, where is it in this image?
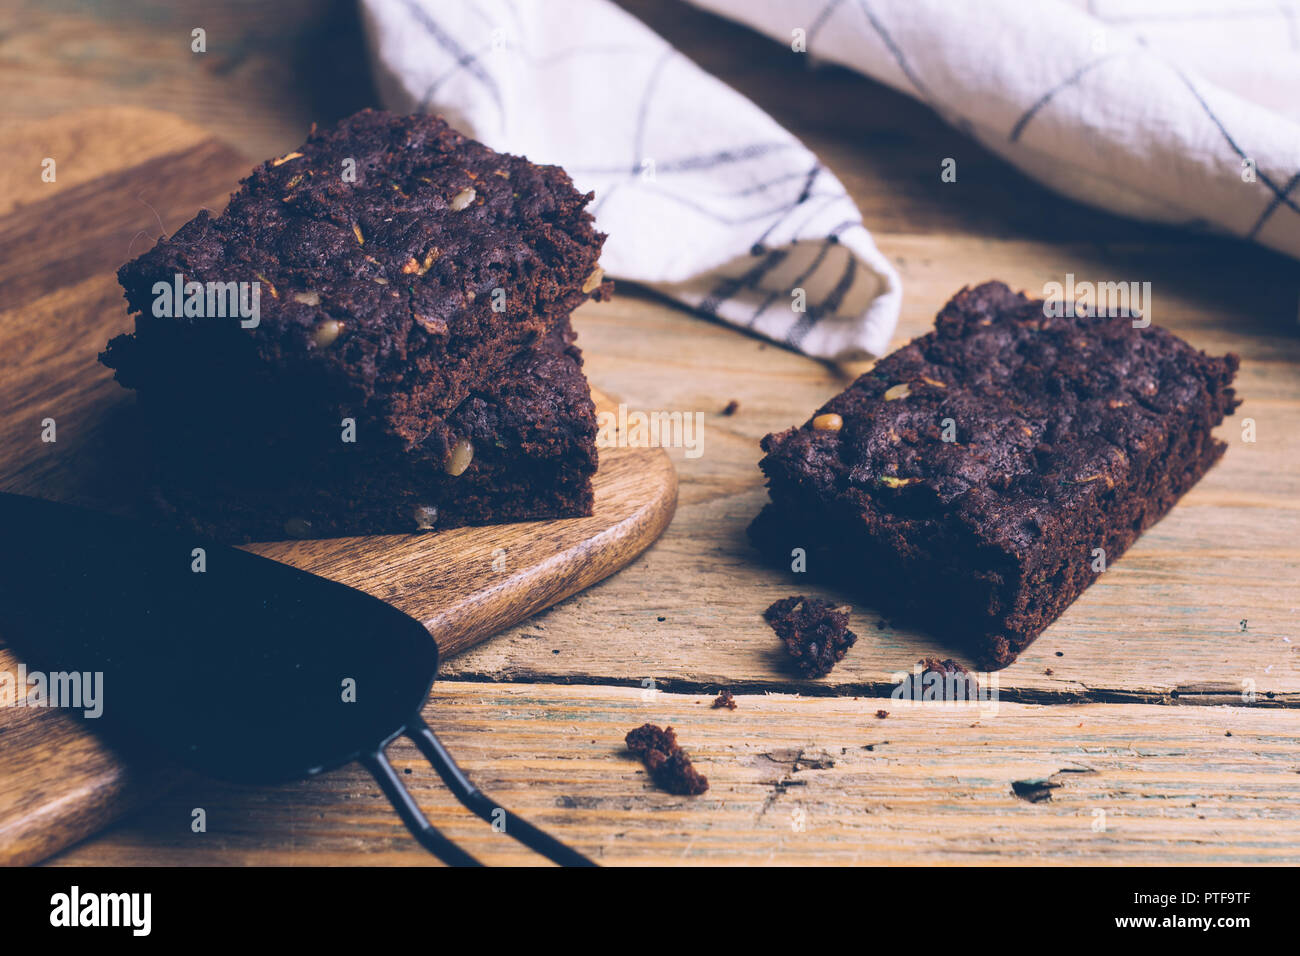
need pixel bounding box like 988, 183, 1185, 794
695, 0, 1300, 263
360, 0, 903, 360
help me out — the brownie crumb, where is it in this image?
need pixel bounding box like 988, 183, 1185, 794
712, 690, 737, 710
875, 709, 889, 719
764, 595, 857, 677
721, 399, 740, 416
1011, 778, 1060, 803
1044, 667, 1054, 675
625, 724, 709, 795
922, 657, 972, 677
900, 657, 980, 702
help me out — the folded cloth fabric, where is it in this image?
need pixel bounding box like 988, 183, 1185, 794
360, 0, 902, 360
694, 0, 1300, 262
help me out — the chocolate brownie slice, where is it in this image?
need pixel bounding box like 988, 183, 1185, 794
138, 318, 597, 542
711, 690, 737, 710
752, 281, 1240, 669
102, 109, 608, 449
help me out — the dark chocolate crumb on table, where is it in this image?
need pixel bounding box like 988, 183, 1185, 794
900, 658, 980, 702
625, 724, 709, 796
711, 690, 737, 710
763, 595, 858, 678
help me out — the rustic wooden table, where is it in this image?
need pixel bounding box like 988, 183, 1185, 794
5, 0, 1298, 865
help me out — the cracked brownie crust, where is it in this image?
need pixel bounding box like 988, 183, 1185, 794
752, 281, 1240, 668
103, 109, 608, 448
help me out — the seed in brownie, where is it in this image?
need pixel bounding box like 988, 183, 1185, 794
403, 249, 440, 277
450, 187, 476, 211
413, 504, 438, 531
581, 267, 604, 294
444, 438, 474, 476
883, 383, 911, 400
311, 319, 343, 349
413, 313, 449, 336
625, 723, 709, 796
763, 595, 857, 678
292, 290, 321, 306
812, 413, 843, 431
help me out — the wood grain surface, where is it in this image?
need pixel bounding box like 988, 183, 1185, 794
1, 0, 1297, 866
0, 108, 675, 865
49, 682, 1300, 866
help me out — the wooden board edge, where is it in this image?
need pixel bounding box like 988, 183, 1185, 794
433, 444, 678, 657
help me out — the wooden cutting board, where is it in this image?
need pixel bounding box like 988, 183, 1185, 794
0, 108, 677, 866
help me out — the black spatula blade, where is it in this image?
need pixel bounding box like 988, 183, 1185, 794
0, 492, 438, 783
0, 492, 594, 866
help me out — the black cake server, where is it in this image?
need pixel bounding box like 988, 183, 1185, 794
0, 492, 593, 867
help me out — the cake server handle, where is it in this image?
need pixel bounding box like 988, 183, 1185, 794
406, 716, 597, 867
362, 749, 484, 867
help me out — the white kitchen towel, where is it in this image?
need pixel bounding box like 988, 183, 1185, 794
695, 0, 1300, 262
360, 0, 903, 360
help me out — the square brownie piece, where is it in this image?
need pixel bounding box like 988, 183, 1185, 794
140, 319, 597, 543
102, 109, 608, 449
752, 281, 1240, 668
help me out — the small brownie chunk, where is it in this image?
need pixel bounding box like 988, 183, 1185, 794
625, 724, 709, 796
764, 596, 858, 677
103, 109, 607, 448
752, 281, 1240, 668
898, 658, 980, 702
711, 690, 737, 710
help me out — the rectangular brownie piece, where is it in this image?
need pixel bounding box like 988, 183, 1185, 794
138, 318, 597, 543
102, 109, 608, 449
751, 281, 1240, 668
